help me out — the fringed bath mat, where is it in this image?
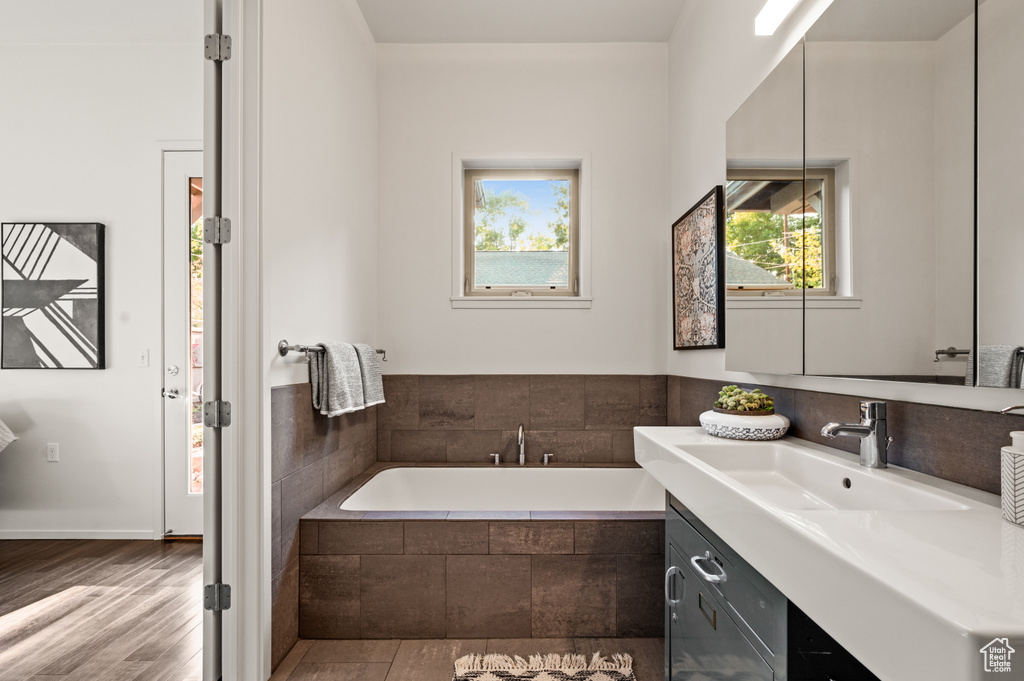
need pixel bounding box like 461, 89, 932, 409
453, 652, 635, 681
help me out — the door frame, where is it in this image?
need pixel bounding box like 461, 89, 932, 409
209, 0, 269, 678
161, 148, 204, 537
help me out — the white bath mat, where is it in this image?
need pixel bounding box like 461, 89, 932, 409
453, 652, 635, 681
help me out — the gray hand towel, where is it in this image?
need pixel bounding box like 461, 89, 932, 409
965, 345, 1024, 388
354, 344, 385, 407
309, 341, 365, 417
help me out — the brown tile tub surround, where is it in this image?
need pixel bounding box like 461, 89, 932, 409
272, 382, 379, 670
666, 374, 1024, 495
377, 375, 667, 465
298, 513, 664, 640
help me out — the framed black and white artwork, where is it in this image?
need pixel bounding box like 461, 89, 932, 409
1, 223, 105, 369
672, 187, 726, 350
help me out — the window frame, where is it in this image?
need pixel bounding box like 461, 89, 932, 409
451, 153, 591, 309
463, 167, 579, 297
725, 167, 837, 297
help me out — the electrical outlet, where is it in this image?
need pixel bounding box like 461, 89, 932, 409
137, 349, 149, 367
46, 443, 59, 462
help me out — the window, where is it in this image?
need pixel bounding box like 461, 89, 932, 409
462, 168, 580, 297
725, 168, 836, 295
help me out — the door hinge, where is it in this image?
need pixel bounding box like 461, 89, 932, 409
204, 34, 232, 62
204, 583, 231, 611
204, 217, 231, 245
204, 400, 232, 428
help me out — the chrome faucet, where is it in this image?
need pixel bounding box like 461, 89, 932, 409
821, 401, 892, 469
517, 424, 525, 465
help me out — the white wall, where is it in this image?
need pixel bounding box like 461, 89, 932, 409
666, 0, 1018, 412
263, 0, 379, 387
0, 4, 203, 537
376, 43, 669, 375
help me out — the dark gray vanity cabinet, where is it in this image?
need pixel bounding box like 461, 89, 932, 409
666, 542, 775, 680
665, 495, 783, 679
665, 494, 880, 681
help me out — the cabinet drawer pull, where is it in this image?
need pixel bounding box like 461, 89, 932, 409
664, 566, 683, 606
690, 551, 727, 583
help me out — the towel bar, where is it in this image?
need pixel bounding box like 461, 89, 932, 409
278, 339, 386, 362
935, 346, 1024, 362
934, 347, 970, 362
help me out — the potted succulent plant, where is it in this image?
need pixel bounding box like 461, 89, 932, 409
699, 385, 790, 440
713, 385, 774, 415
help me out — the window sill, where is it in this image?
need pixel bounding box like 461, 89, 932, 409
726, 296, 862, 310
450, 296, 593, 309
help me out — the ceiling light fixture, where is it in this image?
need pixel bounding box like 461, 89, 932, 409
755, 0, 801, 36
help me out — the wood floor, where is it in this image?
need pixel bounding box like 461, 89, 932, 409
0, 539, 664, 681
0, 539, 204, 681
270, 637, 665, 681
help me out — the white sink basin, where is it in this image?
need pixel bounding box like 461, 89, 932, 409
677, 440, 970, 512
634, 427, 1014, 681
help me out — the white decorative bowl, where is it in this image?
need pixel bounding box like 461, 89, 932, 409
699, 409, 790, 441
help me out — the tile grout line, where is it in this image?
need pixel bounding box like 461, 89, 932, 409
529, 553, 535, 639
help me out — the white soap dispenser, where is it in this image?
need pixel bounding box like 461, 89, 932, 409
1002, 431, 1024, 526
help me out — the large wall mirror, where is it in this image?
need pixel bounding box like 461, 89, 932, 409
726, 0, 1022, 390
978, 0, 1024, 388
724, 42, 805, 376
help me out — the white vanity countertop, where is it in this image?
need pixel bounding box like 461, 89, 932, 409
634, 426, 1024, 681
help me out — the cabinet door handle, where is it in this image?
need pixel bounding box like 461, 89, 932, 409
664, 566, 683, 606
690, 551, 728, 584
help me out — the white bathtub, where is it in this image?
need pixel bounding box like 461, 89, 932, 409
339, 467, 666, 512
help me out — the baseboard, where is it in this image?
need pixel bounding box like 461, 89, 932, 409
0, 530, 158, 540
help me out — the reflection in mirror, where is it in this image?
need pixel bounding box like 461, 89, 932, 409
803, 0, 975, 383
724, 43, 805, 375
726, 169, 835, 294
977, 0, 1024, 389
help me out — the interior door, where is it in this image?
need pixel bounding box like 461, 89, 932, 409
163, 149, 204, 536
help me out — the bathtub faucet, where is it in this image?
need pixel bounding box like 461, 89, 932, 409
517, 424, 525, 465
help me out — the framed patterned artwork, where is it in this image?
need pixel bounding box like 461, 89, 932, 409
2, 223, 105, 369
672, 187, 725, 350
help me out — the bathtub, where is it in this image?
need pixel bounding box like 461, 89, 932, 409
300, 464, 668, 640
339, 466, 666, 512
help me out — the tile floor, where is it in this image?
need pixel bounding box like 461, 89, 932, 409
270, 637, 664, 681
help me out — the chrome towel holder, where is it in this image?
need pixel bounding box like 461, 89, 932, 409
934, 346, 1024, 362
934, 347, 970, 362
277, 339, 386, 362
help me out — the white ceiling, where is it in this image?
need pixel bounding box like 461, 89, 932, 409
353, 0, 690, 43
806, 0, 975, 42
